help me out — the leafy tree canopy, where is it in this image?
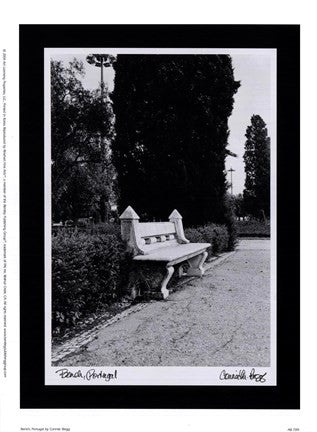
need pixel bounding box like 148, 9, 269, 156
51, 59, 116, 222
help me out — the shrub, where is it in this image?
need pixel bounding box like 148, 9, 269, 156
201, 225, 229, 255
93, 222, 121, 236
224, 214, 238, 251
52, 230, 131, 334
183, 227, 207, 245
236, 219, 270, 237
223, 194, 238, 251
184, 223, 230, 257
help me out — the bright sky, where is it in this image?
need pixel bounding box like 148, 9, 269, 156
51, 52, 273, 194
227, 54, 273, 194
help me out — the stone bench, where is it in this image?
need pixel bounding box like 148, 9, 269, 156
119, 206, 210, 299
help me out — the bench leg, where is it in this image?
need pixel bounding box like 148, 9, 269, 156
186, 251, 208, 277
136, 263, 175, 300
178, 265, 184, 278
161, 265, 175, 299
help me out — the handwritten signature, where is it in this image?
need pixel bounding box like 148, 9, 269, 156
219, 368, 267, 383
55, 368, 118, 382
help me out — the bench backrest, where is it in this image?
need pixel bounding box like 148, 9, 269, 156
120, 206, 189, 256
138, 222, 178, 254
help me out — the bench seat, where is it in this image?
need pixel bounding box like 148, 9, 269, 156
134, 242, 211, 266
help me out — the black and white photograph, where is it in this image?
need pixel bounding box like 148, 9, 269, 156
0, 18, 303, 429
45, 47, 276, 386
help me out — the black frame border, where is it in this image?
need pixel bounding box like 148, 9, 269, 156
20, 24, 300, 409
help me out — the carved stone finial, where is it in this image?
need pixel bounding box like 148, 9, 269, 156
169, 209, 182, 220
119, 206, 140, 220
169, 209, 189, 244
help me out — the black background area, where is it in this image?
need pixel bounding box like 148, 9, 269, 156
20, 25, 300, 409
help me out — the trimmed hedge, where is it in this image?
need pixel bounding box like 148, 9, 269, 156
236, 219, 270, 237
52, 229, 132, 334
93, 222, 121, 236
184, 224, 230, 257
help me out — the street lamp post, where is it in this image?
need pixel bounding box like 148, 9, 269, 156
85, 54, 115, 223
86, 54, 115, 101
228, 167, 235, 195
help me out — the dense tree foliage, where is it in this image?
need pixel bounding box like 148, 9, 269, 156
243, 115, 270, 218
228, 193, 246, 219
112, 55, 240, 225
51, 59, 115, 222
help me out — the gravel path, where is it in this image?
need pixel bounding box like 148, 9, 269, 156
57, 239, 270, 367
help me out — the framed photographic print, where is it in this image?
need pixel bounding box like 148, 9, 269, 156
19, 24, 299, 409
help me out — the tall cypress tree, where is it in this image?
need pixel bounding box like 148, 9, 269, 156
112, 55, 240, 225
243, 115, 270, 218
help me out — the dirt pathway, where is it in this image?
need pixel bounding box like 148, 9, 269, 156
56, 239, 271, 367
